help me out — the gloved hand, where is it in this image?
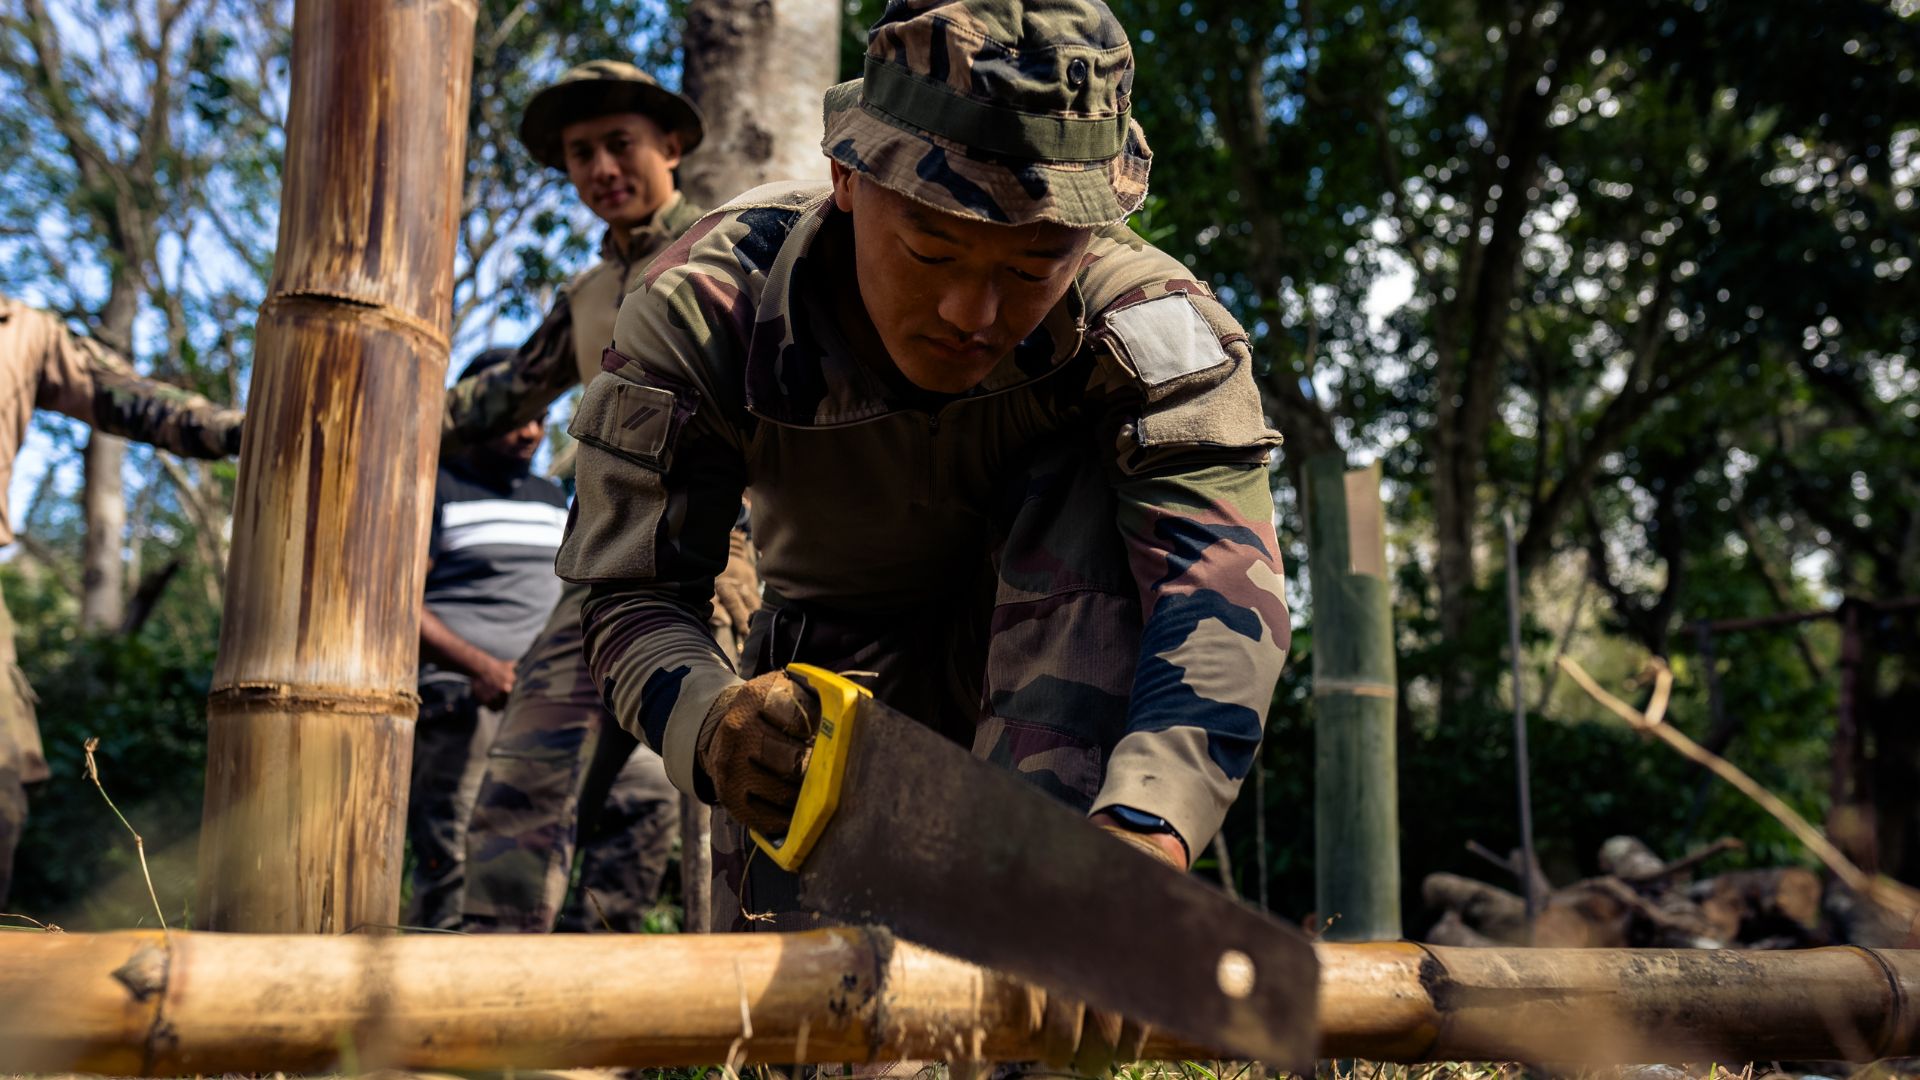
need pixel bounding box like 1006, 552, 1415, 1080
696, 670, 820, 836
711, 528, 761, 650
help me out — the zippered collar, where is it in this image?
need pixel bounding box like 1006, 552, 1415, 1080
741, 190, 1089, 429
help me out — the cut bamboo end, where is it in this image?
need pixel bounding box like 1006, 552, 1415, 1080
3, 931, 1918, 1073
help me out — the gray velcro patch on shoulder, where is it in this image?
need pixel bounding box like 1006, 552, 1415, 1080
1103, 293, 1231, 387
569, 376, 686, 470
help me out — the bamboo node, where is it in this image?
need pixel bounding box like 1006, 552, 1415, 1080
110, 942, 169, 1002
261, 289, 451, 350
210, 682, 420, 716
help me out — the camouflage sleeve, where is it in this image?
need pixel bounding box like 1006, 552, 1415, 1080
1089, 288, 1290, 853
71, 340, 242, 459
556, 245, 750, 799
440, 292, 579, 456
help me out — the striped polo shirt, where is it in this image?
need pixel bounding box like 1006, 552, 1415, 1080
423, 458, 570, 667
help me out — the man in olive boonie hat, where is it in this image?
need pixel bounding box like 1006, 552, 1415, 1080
563, 0, 1289, 1031
439, 60, 761, 934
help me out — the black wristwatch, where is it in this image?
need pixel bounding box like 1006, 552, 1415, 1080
1104, 804, 1177, 835
1102, 804, 1190, 861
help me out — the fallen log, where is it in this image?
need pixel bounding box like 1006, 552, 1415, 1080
3, 930, 1919, 1071
1694, 867, 1824, 943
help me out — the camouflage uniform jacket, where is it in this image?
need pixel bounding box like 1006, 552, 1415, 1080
558, 182, 1290, 850
0, 296, 242, 546
440, 192, 706, 454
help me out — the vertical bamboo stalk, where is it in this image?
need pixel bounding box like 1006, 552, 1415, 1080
1831, 598, 1877, 871
194, 0, 479, 933
1306, 454, 1401, 941
1501, 509, 1538, 928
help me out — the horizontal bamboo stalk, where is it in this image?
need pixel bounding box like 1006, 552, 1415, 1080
2, 931, 1917, 1071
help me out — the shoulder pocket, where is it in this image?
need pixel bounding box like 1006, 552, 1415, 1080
1099, 293, 1280, 467
568, 357, 702, 472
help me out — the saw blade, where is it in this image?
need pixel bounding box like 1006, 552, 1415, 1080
792, 695, 1319, 1067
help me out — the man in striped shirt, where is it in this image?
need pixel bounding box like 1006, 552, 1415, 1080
409, 350, 574, 930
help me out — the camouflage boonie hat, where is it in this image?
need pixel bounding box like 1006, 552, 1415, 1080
823, 0, 1151, 228
520, 60, 706, 170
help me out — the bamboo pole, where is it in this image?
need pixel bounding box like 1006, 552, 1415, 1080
681, 796, 713, 931
1306, 454, 1401, 940
2, 931, 1918, 1071
194, 0, 479, 932
1501, 509, 1539, 929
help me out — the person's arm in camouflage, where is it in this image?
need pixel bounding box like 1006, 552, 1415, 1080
1088, 290, 1291, 862
439, 292, 580, 456
28, 309, 242, 458
554, 268, 750, 800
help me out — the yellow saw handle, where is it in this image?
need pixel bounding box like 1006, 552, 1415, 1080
749, 663, 871, 871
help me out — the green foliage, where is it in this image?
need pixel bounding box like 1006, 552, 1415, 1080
1119, 0, 1920, 919
3, 563, 215, 929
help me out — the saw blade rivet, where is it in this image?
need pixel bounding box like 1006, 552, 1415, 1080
1216, 950, 1256, 998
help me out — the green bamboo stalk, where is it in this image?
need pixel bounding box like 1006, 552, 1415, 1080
1306, 453, 1401, 941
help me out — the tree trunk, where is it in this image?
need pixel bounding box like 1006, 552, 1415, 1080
194, 0, 477, 933
78, 275, 141, 631
679, 0, 842, 208
79, 435, 126, 630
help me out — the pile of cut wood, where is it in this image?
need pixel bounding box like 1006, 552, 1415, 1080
1422, 836, 1844, 949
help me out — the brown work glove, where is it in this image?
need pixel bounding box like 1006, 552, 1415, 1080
710, 527, 761, 658
696, 670, 820, 837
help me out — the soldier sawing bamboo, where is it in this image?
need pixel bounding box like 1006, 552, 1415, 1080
2, 930, 1917, 1071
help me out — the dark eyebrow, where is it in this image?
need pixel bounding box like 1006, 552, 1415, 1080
904, 205, 962, 244
1020, 242, 1077, 260
905, 205, 1074, 260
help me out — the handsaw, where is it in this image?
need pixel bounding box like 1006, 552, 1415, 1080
752, 664, 1319, 1068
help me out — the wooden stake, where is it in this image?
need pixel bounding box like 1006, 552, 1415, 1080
1501, 508, 1540, 927
4, 931, 1919, 1071
1305, 454, 1401, 940
193, 0, 478, 932
681, 795, 713, 932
